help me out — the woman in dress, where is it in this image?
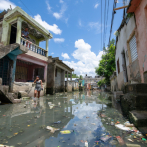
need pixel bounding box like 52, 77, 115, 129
34, 76, 43, 100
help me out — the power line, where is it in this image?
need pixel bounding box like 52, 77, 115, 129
104, 0, 110, 46
103, 0, 107, 51
101, 0, 103, 51
19, 0, 34, 16
108, 0, 116, 46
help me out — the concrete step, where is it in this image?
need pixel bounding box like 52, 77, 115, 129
0, 85, 9, 95
120, 93, 147, 116
124, 83, 147, 94
138, 127, 147, 136
129, 110, 147, 127
0, 90, 12, 103
12, 99, 21, 103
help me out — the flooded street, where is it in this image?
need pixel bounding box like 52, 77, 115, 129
0, 91, 147, 147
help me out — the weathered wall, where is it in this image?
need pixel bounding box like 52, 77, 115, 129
46, 63, 55, 94
135, 0, 147, 82
115, 15, 140, 89
13, 82, 46, 97
0, 23, 2, 43
65, 81, 72, 92
72, 82, 79, 91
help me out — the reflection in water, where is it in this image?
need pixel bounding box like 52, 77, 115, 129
0, 91, 146, 147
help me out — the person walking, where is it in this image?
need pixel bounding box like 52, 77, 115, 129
34, 76, 43, 100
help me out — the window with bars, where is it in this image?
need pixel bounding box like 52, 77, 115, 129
129, 35, 138, 62
117, 59, 120, 74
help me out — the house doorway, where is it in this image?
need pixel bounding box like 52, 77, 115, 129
122, 51, 128, 83
10, 25, 17, 44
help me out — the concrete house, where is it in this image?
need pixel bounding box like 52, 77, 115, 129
47, 56, 74, 95
0, 6, 52, 102
115, 11, 139, 91
127, 0, 147, 83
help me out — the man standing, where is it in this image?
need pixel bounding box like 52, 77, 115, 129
22, 27, 29, 45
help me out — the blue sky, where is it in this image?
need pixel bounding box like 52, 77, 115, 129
0, 0, 128, 77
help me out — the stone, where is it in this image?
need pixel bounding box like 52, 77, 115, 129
18, 91, 28, 98
0, 78, 2, 85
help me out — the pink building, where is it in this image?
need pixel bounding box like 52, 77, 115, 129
127, 0, 147, 83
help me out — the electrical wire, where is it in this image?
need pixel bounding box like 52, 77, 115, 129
101, 0, 103, 52
19, 0, 34, 16
103, 0, 107, 51
108, 0, 116, 46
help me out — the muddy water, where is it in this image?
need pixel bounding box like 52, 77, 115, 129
0, 91, 147, 147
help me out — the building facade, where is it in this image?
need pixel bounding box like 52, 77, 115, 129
0, 6, 52, 98
127, 0, 147, 83
47, 56, 74, 95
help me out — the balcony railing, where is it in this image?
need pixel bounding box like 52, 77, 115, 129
20, 37, 47, 57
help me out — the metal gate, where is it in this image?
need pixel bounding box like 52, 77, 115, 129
0, 56, 11, 86
129, 35, 138, 62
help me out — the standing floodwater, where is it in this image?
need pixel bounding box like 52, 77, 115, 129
0, 91, 146, 147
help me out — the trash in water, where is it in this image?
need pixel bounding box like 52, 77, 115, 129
100, 135, 112, 142
115, 124, 131, 131
69, 99, 74, 101
116, 136, 125, 145
142, 138, 146, 141
46, 126, 60, 133
109, 140, 118, 145
54, 121, 61, 124
85, 141, 88, 147
126, 144, 141, 147
60, 130, 73, 134
128, 139, 134, 142
124, 121, 134, 127
91, 123, 96, 125
48, 102, 52, 105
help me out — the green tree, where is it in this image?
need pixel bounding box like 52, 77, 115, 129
95, 39, 116, 84
98, 78, 106, 87
79, 75, 83, 80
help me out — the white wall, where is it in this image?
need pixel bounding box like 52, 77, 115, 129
115, 16, 136, 76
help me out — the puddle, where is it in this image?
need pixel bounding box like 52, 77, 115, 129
0, 91, 147, 147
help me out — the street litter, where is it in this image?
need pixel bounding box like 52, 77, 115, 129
124, 121, 134, 127
126, 144, 141, 147
128, 139, 134, 142
115, 124, 131, 131
46, 126, 59, 133
54, 121, 61, 124
85, 141, 88, 147
116, 136, 125, 145
100, 135, 112, 142
109, 140, 118, 145
60, 130, 74, 134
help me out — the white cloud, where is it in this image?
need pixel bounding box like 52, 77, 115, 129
53, 3, 67, 19
94, 3, 99, 9
53, 38, 65, 43
51, 52, 54, 55
0, 0, 16, 11
88, 22, 102, 34
63, 39, 103, 77
61, 53, 70, 59
59, 0, 64, 3
78, 19, 82, 26
46, 1, 51, 11
34, 14, 62, 35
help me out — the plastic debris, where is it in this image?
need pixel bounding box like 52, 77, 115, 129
85, 141, 88, 147
54, 121, 61, 124
46, 126, 59, 133
115, 124, 131, 131
60, 130, 73, 134
116, 136, 125, 145
128, 139, 134, 142
100, 135, 112, 142
109, 140, 118, 145
126, 144, 141, 147
142, 138, 146, 141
